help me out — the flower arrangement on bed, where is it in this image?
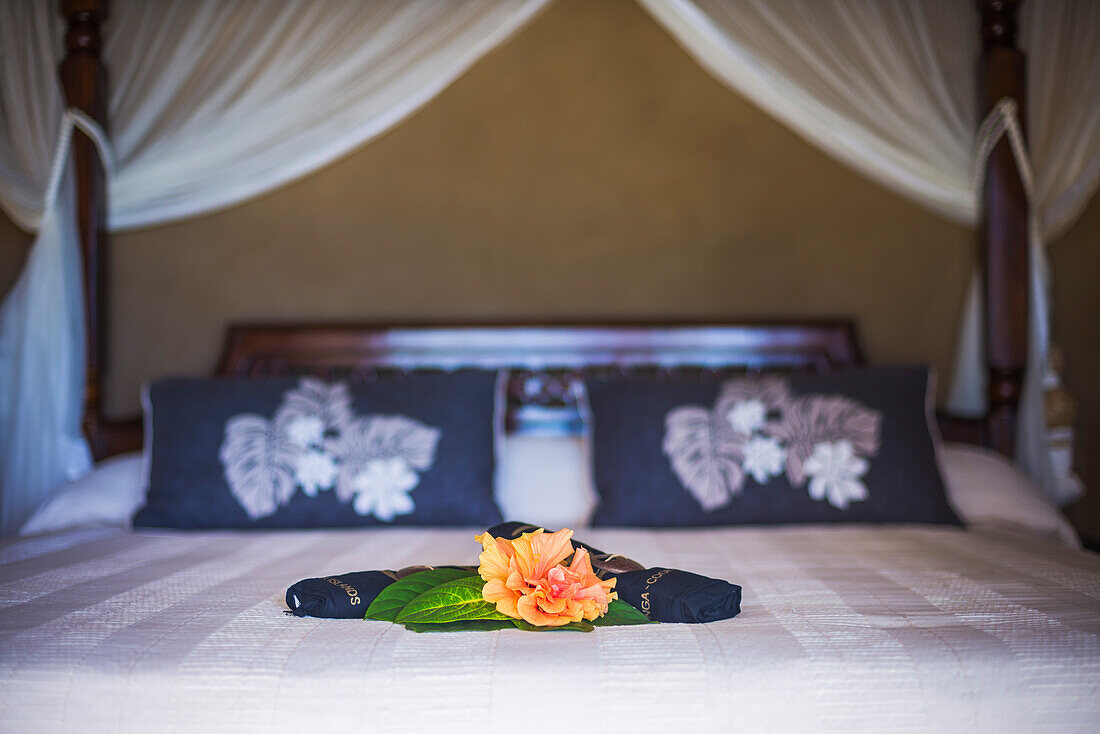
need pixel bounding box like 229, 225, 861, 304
364, 528, 642, 633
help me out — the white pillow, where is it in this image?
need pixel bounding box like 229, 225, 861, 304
493, 435, 596, 529
21, 439, 599, 537
24, 436, 598, 536
493, 437, 1080, 545
940, 442, 1079, 547
22, 440, 1075, 547
19, 452, 145, 536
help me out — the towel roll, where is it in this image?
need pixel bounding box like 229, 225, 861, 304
611, 567, 741, 623
286, 570, 398, 618
483, 521, 742, 623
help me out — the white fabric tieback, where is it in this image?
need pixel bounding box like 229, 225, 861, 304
40, 109, 114, 225
955, 96, 1071, 503
974, 98, 1032, 199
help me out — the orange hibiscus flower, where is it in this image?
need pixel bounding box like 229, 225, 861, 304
475, 528, 617, 626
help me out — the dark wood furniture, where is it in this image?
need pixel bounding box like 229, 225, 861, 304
59, 0, 112, 458
57, 0, 1028, 460
220, 321, 865, 435
979, 0, 1029, 457
85, 319, 981, 452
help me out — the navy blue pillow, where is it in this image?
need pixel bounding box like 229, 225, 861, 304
587, 368, 960, 527
134, 371, 502, 529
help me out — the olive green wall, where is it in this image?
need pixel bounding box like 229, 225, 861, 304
1, 0, 1097, 535
1051, 198, 1100, 538
0, 213, 28, 296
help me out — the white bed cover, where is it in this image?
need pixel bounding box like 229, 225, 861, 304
1, 525, 1098, 733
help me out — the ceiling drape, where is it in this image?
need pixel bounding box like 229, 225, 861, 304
0, 0, 551, 538
2, 0, 553, 233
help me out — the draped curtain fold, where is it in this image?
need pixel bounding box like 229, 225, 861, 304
0, 0, 550, 537
104, 0, 552, 230
636, 0, 979, 224
638, 0, 1100, 504
1, 0, 1098, 536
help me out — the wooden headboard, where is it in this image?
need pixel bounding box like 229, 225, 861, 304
218, 322, 861, 376
219, 321, 863, 436
93, 320, 984, 454
58, 0, 1024, 461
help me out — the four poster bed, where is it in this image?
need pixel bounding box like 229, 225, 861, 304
1, 1, 1098, 732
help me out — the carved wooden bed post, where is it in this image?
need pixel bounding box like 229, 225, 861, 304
978, 0, 1028, 457
59, 0, 111, 458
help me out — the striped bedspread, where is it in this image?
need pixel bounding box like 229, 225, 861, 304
1, 525, 1098, 733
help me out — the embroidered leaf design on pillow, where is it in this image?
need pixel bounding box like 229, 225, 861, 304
333, 415, 441, 471
802, 440, 870, 509
713, 377, 791, 436
277, 377, 354, 434
769, 396, 881, 487
661, 377, 882, 512
662, 406, 746, 511
327, 416, 442, 520
220, 414, 303, 519
219, 379, 442, 522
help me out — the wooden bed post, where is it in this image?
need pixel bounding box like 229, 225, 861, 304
978, 0, 1028, 457
59, 0, 109, 458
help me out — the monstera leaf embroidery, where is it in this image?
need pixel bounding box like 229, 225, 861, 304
662, 405, 747, 511
327, 415, 441, 520
277, 377, 354, 435
769, 395, 881, 487
713, 377, 791, 436
218, 378, 442, 521
220, 413, 303, 519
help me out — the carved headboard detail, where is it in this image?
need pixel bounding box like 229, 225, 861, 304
85, 320, 986, 456
219, 322, 862, 374
215, 321, 863, 436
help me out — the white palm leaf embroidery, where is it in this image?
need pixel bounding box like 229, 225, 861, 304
713, 377, 791, 435
277, 377, 354, 434
327, 415, 441, 505
663, 405, 747, 511
220, 414, 303, 519
769, 395, 881, 487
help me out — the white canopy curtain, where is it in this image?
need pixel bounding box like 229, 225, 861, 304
1, 0, 1098, 536
0, 0, 550, 538
637, 0, 1100, 505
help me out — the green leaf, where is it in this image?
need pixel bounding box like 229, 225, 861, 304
402, 619, 516, 633
591, 600, 655, 626
395, 576, 511, 624
365, 568, 476, 622
511, 620, 595, 632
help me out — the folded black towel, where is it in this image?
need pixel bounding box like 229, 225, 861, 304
286, 570, 398, 618
484, 521, 742, 623
611, 568, 741, 623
